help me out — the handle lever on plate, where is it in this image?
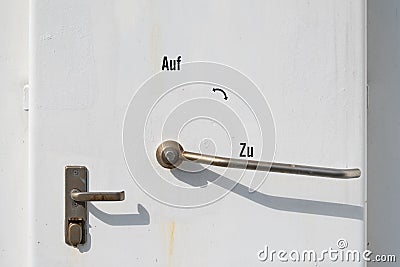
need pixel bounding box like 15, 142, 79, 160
70, 189, 125, 202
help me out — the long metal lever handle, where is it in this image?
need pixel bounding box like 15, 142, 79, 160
156, 140, 361, 179
71, 189, 125, 202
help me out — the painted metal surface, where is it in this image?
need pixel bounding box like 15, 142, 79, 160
29, 1, 366, 266
0, 1, 29, 266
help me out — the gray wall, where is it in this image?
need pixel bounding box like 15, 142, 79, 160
368, 0, 400, 265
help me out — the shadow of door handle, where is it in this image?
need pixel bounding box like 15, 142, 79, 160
156, 140, 361, 179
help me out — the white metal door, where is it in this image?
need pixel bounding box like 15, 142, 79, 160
29, 1, 366, 266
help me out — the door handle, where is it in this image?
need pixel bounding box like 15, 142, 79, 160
65, 166, 125, 247
70, 189, 125, 202
156, 140, 361, 179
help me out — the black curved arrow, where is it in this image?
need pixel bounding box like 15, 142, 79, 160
212, 88, 228, 100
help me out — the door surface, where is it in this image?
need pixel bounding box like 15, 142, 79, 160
29, 1, 366, 266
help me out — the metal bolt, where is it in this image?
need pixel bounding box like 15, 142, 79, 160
164, 150, 178, 164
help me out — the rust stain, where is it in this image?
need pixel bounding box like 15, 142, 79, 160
166, 221, 175, 267
168, 222, 175, 256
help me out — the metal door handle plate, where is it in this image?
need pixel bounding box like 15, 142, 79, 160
65, 166, 125, 247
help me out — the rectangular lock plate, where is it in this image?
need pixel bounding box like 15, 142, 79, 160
65, 166, 88, 246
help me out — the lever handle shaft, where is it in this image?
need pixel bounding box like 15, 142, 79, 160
71, 189, 125, 201
156, 140, 361, 179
